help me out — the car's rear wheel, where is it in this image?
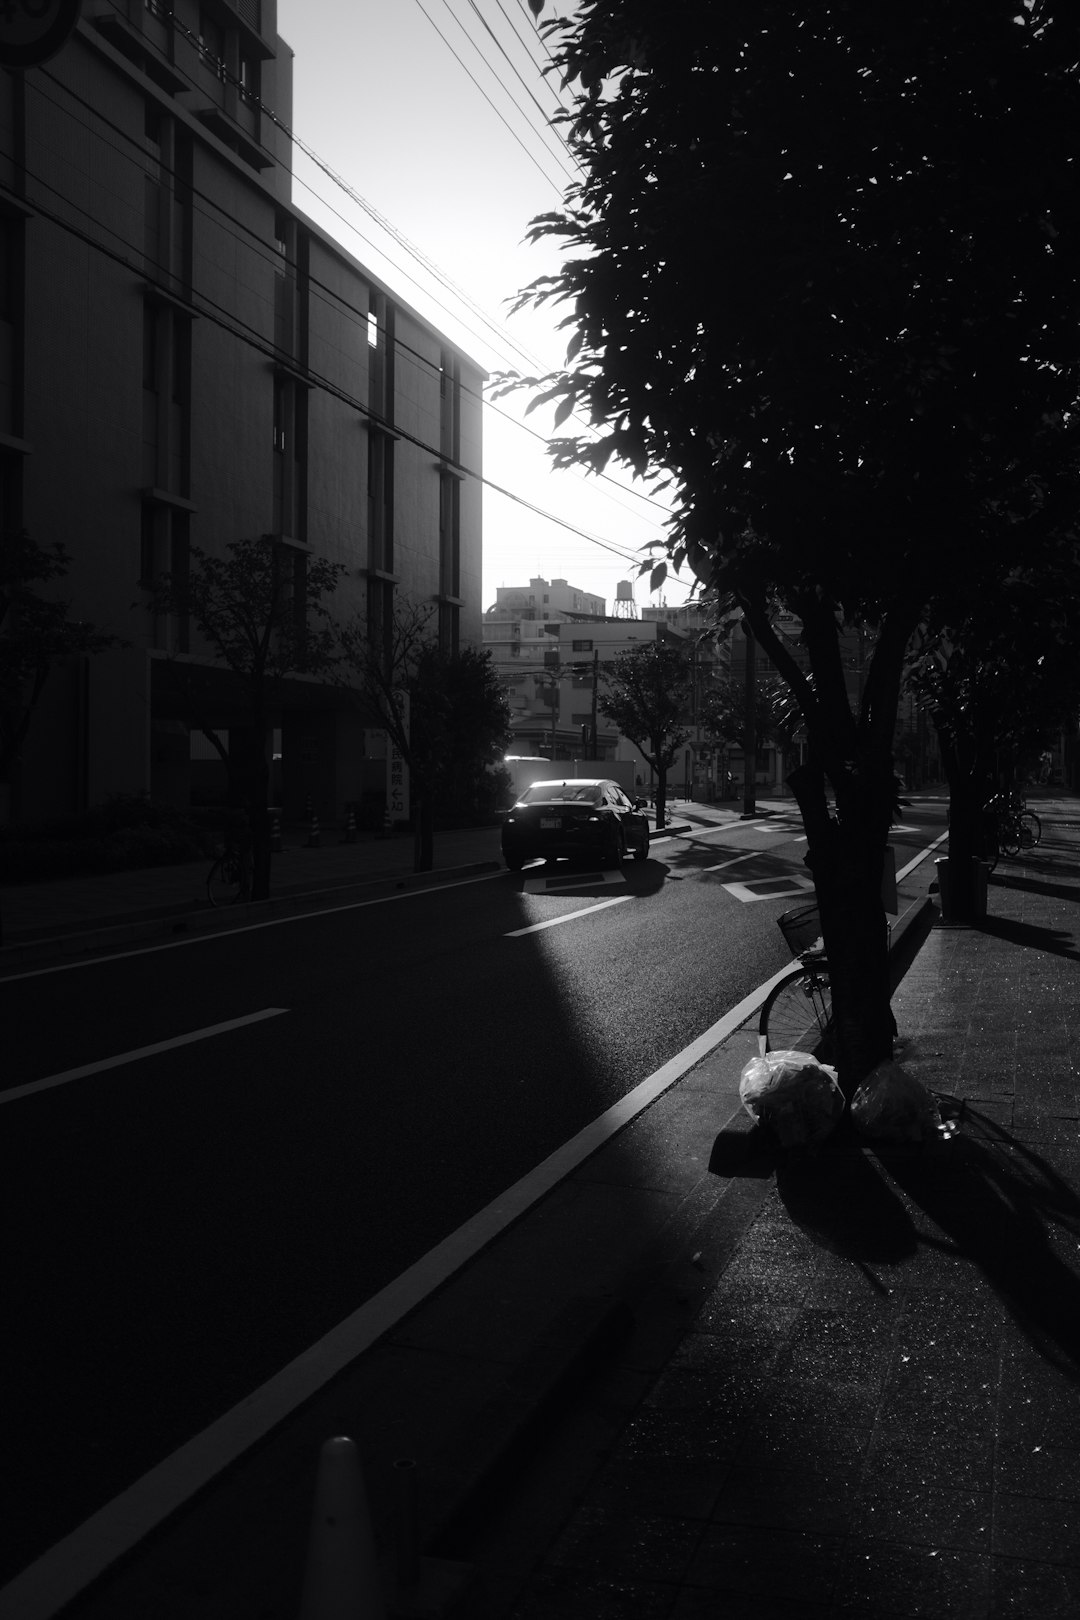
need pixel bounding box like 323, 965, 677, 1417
604, 829, 626, 869
504, 851, 525, 872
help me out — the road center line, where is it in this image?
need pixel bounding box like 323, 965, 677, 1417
1, 1009, 289, 1105
506, 895, 634, 936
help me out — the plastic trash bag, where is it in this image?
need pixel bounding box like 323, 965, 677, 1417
850, 1060, 941, 1143
739, 1049, 844, 1149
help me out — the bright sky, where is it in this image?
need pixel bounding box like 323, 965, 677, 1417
274, 0, 693, 616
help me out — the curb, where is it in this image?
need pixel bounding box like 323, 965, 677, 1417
400, 892, 939, 1562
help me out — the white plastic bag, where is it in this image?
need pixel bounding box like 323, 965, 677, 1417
739, 1049, 844, 1149
850, 1060, 940, 1143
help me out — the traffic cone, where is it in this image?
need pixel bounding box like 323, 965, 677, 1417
306, 810, 322, 848
342, 806, 357, 845
298, 1436, 386, 1620
270, 813, 283, 853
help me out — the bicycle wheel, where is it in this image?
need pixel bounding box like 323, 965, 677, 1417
1000, 817, 1022, 859
207, 852, 244, 906
1020, 810, 1041, 849
759, 964, 834, 1056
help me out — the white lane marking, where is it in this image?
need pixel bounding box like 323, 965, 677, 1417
1, 1010, 289, 1106
506, 895, 634, 936
700, 852, 758, 874
722, 876, 816, 904
896, 830, 949, 881
0, 869, 508, 984
0, 967, 792, 1620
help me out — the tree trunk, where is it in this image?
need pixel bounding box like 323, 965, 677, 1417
938, 733, 991, 924
231, 712, 273, 902
654, 766, 667, 829
788, 761, 896, 1100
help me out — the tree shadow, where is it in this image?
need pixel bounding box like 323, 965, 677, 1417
874, 1112, 1080, 1375
989, 870, 1080, 906
977, 913, 1080, 961
714, 1105, 1080, 1375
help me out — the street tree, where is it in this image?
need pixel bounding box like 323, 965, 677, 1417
0, 529, 120, 807
597, 641, 692, 828
147, 536, 345, 901
700, 668, 803, 776
907, 551, 1080, 866
338, 601, 512, 872
501, 1, 1080, 1093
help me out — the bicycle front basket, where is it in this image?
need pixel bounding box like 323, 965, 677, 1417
777, 902, 822, 959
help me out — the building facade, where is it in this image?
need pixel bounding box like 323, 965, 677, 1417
482, 576, 722, 771
3, 0, 484, 824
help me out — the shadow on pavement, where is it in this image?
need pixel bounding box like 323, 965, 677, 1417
876, 1120, 1080, 1376
711, 1103, 1080, 1379
978, 912, 1080, 961
989, 869, 1080, 904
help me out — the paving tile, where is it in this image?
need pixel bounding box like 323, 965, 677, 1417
992, 1491, 1080, 1564
581, 1453, 727, 1523
864, 1424, 996, 1492
989, 1554, 1080, 1617
671, 1586, 833, 1618
683, 1523, 844, 1604
545, 1503, 703, 1580
833, 1540, 991, 1617
507, 1567, 677, 1619
709, 1458, 860, 1535
994, 1442, 1080, 1502
852, 1482, 992, 1551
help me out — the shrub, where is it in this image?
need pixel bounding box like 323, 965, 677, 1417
0, 796, 217, 882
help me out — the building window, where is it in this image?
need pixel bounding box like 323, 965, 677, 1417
439, 349, 460, 462
572, 639, 593, 652
239, 48, 260, 104
198, 10, 226, 78
272, 374, 305, 538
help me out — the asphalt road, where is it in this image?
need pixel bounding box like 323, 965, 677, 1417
2, 797, 947, 1584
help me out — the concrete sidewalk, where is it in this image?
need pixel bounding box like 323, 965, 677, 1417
472, 796, 1080, 1618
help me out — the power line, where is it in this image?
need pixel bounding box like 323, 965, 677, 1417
35, 49, 674, 530
15, 142, 651, 574
411, 0, 575, 190
461, 0, 580, 172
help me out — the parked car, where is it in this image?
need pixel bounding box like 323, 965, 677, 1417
501, 778, 651, 871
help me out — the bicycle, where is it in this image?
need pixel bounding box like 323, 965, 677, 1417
758, 901, 835, 1057
983, 792, 1041, 864
206, 845, 250, 906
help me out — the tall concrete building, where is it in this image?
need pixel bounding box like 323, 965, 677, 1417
3, 0, 484, 823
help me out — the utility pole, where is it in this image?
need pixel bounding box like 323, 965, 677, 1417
589, 648, 599, 756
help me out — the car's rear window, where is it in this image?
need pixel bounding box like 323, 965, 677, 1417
521, 782, 603, 805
